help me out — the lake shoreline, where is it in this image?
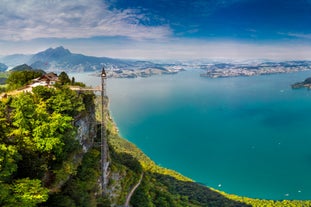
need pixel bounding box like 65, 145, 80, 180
73, 70, 311, 200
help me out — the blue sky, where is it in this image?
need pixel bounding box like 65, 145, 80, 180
1, 0, 311, 60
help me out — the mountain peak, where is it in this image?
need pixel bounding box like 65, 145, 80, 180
30, 46, 72, 64
43, 46, 71, 57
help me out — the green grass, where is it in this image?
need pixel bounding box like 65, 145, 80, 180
0, 72, 8, 78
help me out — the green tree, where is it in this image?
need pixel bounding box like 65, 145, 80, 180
0, 144, 21, 181
32, 112, 73, 154
32, 86, 55, 101
0, 179, 49, 207
11, 93, 35, 130
0, 99, 11, 140
0, 183, 14, 206
48, 87, 85, 116
6, 70, 44, 90
58, 71, 71, 85
12, 178, 49, 207
10, 93, 36, 150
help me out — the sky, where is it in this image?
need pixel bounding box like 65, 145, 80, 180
1, 0, 311, 60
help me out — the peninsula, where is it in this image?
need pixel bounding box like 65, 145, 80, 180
200, 61, 311, 78
105, 66, 183, 78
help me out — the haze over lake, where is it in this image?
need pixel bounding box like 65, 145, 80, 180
73, 69, 311, 200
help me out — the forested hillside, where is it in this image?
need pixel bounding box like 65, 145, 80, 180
0, 83, 98, 206
1, 71, 311, 206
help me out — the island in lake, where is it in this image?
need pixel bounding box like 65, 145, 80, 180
291, 77, 311, 89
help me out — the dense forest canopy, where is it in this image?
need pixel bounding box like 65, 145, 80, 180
0, 85, 93, 206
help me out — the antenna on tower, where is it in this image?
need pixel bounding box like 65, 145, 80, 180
101, 67, 107, 78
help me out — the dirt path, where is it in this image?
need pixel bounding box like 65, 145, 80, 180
124, 173, 144, 207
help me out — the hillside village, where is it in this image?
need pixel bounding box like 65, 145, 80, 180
21, 72, 59, 92
0, 69, 82, 99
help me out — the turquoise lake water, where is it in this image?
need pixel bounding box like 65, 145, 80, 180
73, 70, 311, 200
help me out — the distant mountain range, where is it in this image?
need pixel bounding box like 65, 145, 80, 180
0, 54, 31, 69
3, 47, 311, 78
0, 63, 8, 72
0, 46, 160, 72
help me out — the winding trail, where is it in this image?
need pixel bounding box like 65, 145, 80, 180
124, 173, 144, 207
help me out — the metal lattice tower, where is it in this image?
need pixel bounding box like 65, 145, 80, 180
101, 67, 109, 196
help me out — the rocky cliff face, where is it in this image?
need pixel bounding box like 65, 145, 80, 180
75, 113, 97, 153
74, 93, 98, 152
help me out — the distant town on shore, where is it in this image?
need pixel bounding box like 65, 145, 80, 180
200, 61, 311, 78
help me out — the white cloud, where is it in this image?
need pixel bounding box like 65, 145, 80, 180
2, 35, 311, 61
67, 39, 311, 60
0, 0, 171, 41
286, 33, 311, 40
